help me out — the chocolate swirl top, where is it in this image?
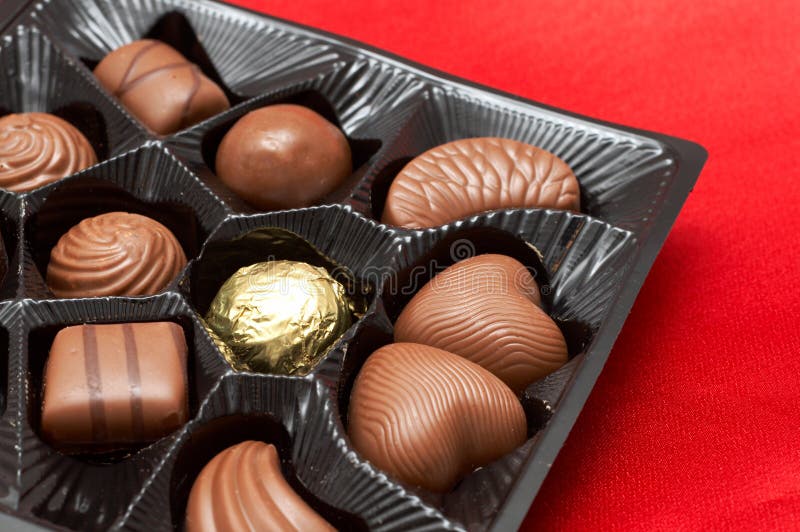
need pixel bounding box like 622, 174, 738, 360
46, 212, 187, 298
382, 137, 581, 228
185, 441, 334, 532
348, 342, 527, 492
0, 112, 97, 192
94, 39, 230, 135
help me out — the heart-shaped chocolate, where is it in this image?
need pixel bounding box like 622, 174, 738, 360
382, 137, 580, 228
348, 342, 526, 492
394, 254, 568, 392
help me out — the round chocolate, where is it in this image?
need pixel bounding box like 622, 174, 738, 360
185, 441, 334, 532
46, 211, 187, 298
204, 260, 352, 375
94, 39, 230, 135
215, 104, 352, 210
394, 254, 568, 392
0, 112, 97, 192
348, 342, 527, 492
382, 137, 581, 228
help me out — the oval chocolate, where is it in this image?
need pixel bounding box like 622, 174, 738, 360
94, 39, 230, 135
382, 137, 580, 228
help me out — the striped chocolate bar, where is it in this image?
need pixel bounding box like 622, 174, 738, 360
41, 321, 189, 451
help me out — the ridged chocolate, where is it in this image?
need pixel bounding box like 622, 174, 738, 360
0, 112, 97, 192
94, 39, 230, 135
40, 322, 188, 450
185, 441, 334, 532
394, 254, 568, 392
46, 211, 187, 298
382, 137, 580, 228
348, 342, 527, 492
215, 104, 352, 210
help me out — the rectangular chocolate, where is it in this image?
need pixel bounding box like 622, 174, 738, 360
41, 322, 188, 451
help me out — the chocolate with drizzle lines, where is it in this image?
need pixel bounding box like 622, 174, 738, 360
40, 322, 189, 451
94, 39, 230, 135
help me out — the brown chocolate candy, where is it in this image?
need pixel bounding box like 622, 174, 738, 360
41, 322, 188, 451
0, 112, 97, 192
382, 137, 580, 228
94, 39, 230, 135
394, 254, 568, 393
185, 441, 334, 532
348, 342, 526, 492
215, 104, 352, 210
46, 211, 187, 298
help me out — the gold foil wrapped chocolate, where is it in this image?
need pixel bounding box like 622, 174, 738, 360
205, 260, 353, 375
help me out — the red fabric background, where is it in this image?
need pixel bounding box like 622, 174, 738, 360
228, 1, 800, 529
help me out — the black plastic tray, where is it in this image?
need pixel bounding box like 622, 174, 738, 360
0, 1, 707, 530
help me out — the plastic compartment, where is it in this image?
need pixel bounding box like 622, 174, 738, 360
0, 0, 708, 530
15, 295, 229, 531
0, 26, 148, 165
167, 58, 426, 213
355, 86, 679, 236
20, 142, 229, 299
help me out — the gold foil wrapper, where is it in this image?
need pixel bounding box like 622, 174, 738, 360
205, 260, 353, 375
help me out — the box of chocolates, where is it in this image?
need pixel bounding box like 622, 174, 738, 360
0, 1, 707, 530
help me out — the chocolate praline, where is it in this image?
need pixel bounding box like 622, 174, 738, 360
41, 322, 188, 452
185, 441, 334, 532
215, 104, 352, 210
0, 112, 97, 192
46, 211, 187, 298
382, 137, 581, 228
94, 39, 230, 135
348, 342, 526, 492
394, 254, 568, 392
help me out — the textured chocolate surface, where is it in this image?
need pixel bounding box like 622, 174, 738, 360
46, 211, 187, 298
348, 342, 527, 492
185, 441, 334, 532
40, 322, 188, 451
215, 104, 352, 210
0, 112, 97, 192
94, 39, 230, 135
382, 137, 580, 228
394, 254, 568, 392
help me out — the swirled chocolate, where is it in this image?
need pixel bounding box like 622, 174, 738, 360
215, 104, 352, 210
394, 254, 568, 392
382, 137, 581, 228
185, 441, 334, 532
46, 212, 187, 298
94, 39, 230, 135
0, 112, 97, 192
348, 342, 527, 492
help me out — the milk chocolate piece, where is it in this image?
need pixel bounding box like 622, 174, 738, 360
215, 104, 352, 210
394, 254, 568, 392
204, 261, 352, 375
41, 322, 188, 451
94, 39, 230, 135
0, 112, 97, 192
185, 441, 334, 532
46, 212, 187, 298
348, 342, 526, 492
382, 137, 580, 228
